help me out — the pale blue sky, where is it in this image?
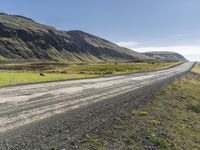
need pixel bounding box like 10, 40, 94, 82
1, 0, 200, 60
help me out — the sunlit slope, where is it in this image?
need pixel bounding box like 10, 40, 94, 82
0, 13, 151, 62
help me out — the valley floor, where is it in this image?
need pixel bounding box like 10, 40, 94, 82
80, 63, 200, 150
0, 61, 179, 87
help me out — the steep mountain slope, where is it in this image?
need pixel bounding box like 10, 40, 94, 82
0, 13, 150, 62
143, 51, 187, 61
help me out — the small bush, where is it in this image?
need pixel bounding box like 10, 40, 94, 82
150, 135, 167, 148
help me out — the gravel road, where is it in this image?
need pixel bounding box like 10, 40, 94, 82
0, 62, 194, 149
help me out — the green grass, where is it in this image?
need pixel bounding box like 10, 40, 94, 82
187, 104, 200, 113
82, 135, 104, 150
67, 62, 179, 75
0, 55, 6, 61
0, 62, 180, 87
80, 73, 200, 149
0, 71, 97, 87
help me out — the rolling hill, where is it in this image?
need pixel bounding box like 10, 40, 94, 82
143, 51, 187, 61
0, 13, 150, 62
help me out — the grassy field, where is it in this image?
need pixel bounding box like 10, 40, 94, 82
66, 62, 179, 75
0, 62, 180, 87
0, 72, 97, 87
81, 64, 200, 150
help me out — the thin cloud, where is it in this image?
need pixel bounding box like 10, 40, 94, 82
168, 34, 183, 38
117, 41, 139, 48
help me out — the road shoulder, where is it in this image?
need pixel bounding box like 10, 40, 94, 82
80, 73, 200, 150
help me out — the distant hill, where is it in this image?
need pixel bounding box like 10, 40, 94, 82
143, 51, 187, 61
0, 13, 151, 62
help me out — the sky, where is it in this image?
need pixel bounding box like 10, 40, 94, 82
0, 0, 200, 60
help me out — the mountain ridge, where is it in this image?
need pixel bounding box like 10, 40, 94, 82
0, 13, 186, 62
143, 51, 187, 61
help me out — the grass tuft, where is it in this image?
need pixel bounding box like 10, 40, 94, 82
149, 120, 160, 125
187, 104, 200, 113
131, 110, 148, 116
150, 135, 168, 148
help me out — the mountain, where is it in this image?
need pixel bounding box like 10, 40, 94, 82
0, 13, 150, 62
143, 51, 187, 61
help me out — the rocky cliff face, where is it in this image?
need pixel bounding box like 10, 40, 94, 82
0, 13, 150, 62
